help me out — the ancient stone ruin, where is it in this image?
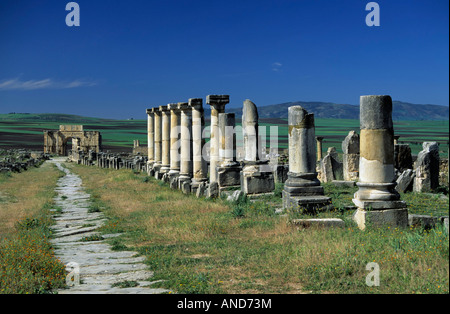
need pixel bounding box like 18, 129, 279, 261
282, 106, 332, 213
70, 93, 448, 231
43, 125, 101, 156
352, 95, 408, 229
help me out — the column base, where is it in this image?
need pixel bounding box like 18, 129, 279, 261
353, 207, 408, 230
282, 190, 332, 213
160, 165, 170, 174
178, 174, 191, 191
240, 164, 275, 195
354, 182, 400, 201
218, 164, 241, 188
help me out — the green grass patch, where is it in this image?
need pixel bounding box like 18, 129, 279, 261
70, 163, 449, 294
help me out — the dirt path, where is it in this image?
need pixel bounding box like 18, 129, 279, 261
48, 158, 169, 294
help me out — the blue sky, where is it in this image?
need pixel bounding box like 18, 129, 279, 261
0, 0, 448, 119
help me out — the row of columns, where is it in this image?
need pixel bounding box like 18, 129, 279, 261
146, 95, 230, 190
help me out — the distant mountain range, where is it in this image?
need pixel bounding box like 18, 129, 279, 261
1, 100, 448, 122
220, 100, 449, 121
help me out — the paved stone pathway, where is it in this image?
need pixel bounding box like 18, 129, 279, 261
49, 158, 169, 294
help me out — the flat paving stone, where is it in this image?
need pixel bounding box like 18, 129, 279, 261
48, 159, 170, 294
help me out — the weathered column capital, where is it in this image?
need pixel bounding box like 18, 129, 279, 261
207, 95, 229, 110
189, 98, 203, 110
167, 103, 180, 112
177, 102, 190, 111
159, 105, 169, 112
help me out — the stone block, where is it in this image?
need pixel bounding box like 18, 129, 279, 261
283, 191, 332, 213
196, 182, 207, 198
408, 214, 439, 229
207, 182, 219, 199
352, 199, 407, 210
394, 144, 413, 172
227, 190, 243, 202
217, 166, 241, 187
240, 170, 275, 195
353, 208, 409, 230
181, 181, 191, 194
331, 180, 356, 188
395, 169, 415, 193
291, 218, 345, 229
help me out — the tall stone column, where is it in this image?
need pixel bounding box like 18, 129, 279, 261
282, 106, 331, 212
240, 99, 275, 195
189, 98, 208, 186
352, 95, 407, 229
207, 95, 229, 183
316, 137, 324, 161
217, 113, 241, 192
178, 102, 193, 189
146, 109, 154, 164
168, 103, 181, 178
153, 107, 162, 168
160, 105, 170, 174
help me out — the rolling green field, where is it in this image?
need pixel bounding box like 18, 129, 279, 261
262, 118, 449, 157
0, 113, 448, 157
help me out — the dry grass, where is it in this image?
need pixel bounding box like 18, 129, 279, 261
0, 162, 66, 294
0, 162, 61, 237
69, 163, 449, 294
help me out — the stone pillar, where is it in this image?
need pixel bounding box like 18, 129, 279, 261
168, 103, 181, 178
207, 95, 229, 183
153, 107, 162, 172
316, 137, 324, 161
321, 147, 343, 182
342, 130, 360, 181
282, 106, 331, 212
240, 99, 275, 195
243, 99, 259, 162
178, 102, 193, 190
190, 98, 208, 186
160, 105, 170, 174
413, 142, 440, 192
394, 135, 400, 145
352, 95, 407, 230
146, 109, 154, 164
217, 113, 241, 192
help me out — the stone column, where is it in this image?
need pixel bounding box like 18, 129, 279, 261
159, 105, 171, 174
352, 95, 407, 230
207, 95, 229, 183
342, 130, 360, 181
240, 99, 275, 195
189, 98, 208, 186
316, 137, 324, 161
219, 113, 237, 165
153, 107, 162, 170
217, 113, 241, 192
413, 142, 440, 192
178, 102, 193, 191
146, 109, 154, 164
243, 99, 259, 162
168, 103, 181, 178
282, 106, 331, 212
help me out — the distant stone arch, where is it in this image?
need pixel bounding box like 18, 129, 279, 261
43, 125, 101, 156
